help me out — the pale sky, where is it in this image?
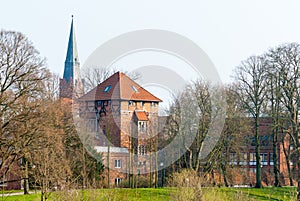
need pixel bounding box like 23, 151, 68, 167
1, 0, 300, 84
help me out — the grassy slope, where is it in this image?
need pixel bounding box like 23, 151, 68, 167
0, 187, 297, 201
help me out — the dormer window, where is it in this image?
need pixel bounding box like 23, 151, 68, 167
104, 85, 112, 93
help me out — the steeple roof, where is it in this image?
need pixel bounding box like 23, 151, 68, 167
79, 72, 162, 102
63, 15, 80, 82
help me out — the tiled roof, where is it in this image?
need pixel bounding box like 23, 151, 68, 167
134, 111, 149, 121
79, 72, 162, 102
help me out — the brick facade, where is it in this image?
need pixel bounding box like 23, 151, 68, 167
79, 72, 161, 186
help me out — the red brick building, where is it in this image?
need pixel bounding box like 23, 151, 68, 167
78, 72, 162, 186
224, 117, 297, 186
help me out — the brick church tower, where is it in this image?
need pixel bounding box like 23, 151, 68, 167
60, 16, 83, 99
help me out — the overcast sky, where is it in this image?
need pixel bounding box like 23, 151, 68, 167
1, 0, 300, 84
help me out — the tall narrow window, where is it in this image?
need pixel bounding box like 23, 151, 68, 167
86, 119, 97, 132
229, 153, 237, 165
239, 152, 247, 165
115, 159, 122, 168
269, 153, 274, 166
260, 153, 268, 166
250, 153, 256, 166
138, 121, 147, 133
138, 145, 146, 155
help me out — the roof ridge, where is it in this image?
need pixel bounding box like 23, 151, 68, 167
79, 71, 162, 102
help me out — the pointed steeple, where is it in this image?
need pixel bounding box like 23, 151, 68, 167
63, 15, 80, 82
60, 15, 83, 99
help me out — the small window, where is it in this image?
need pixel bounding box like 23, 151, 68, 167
140, 102, 144, 107
115, 159, 122, 168
138, 121, 147, 133
260, 153, 268, 166
129, 101, 134, 106
96, 100, 102, 107
151, 102, 156, 107
104, 85, 112, 93
229, 153, 237, 165
131, 85, 138, 92
138, 145, 146, 155
270, 153, 274, 166
115, 178, 121, 186
250, 153, 256, 166
239, 153, 247, 165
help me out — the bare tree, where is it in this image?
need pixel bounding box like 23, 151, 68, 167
161, 80, 225, 177
81, 67, 114, 92
81, 66, 141, 92
232, 55, 268, 188
264, 57, 284, 187
215, 84, 249, 187
0, 30, 49, 190
27, 100, 71, 201
267, 43, 300, 198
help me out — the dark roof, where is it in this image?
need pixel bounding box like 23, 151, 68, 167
79, 72, 162, 102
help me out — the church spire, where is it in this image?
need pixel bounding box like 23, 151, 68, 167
63, 15, 80, 82
60, 15, 83, 99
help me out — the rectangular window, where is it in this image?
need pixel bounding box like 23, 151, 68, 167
250, 153, 256, 166
138, 145, 146, 155
86, 119, 98, 132
239, 153, 248, 165
115, 178, 121, 186
140, 101, 144, 107
0, 175, 7, 187
115, 159, 122, 168
260, 153, 268, 166
269, 153, 274, 166
96, 100, 102, 107
229, 153, 237, 165
138, 121, 147, 133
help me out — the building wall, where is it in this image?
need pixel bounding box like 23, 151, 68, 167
223, 117, 298, 186
81, 99, 160, 186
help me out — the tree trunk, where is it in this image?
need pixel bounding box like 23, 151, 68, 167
297, 154, 300, 201
272, 128, 280, 187
297, 138, 300, 201
286, 157, 294, 186
221, 163, 229, 187
255, 117, 262, 188
23, 160, 30, 194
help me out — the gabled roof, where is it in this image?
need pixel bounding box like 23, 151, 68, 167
79, 72, 162, 102
134, 111, 149, 121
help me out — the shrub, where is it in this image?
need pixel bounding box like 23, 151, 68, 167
168, 169, 203, 201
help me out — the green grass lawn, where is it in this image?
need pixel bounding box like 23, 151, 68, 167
0, 187, 297, 201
